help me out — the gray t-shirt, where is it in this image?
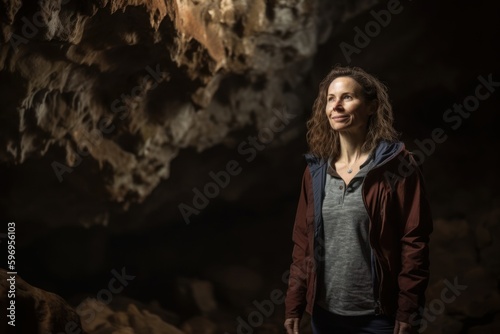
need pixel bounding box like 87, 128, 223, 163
316, 152, 377, 315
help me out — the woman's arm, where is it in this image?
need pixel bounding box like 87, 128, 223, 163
284, 167, 312, 320
395, 153, 433, 328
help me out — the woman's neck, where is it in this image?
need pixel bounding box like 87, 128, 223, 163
338, 132, 368, 163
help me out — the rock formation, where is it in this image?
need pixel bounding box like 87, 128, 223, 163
0, 268, 84, 334
1, 0, 374, 227
1, 0, 500, 333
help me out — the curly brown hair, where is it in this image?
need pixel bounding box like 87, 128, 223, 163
306, 65, 399, 160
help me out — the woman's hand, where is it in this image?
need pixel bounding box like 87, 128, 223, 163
394, 320, 415, 334
284, 317, 300, 334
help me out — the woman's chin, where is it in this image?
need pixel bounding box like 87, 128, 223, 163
331, 125, 350, 132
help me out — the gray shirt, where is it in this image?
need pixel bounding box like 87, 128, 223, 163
316, 152, 377, 315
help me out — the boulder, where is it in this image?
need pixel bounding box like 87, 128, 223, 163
0, 268, 84, 334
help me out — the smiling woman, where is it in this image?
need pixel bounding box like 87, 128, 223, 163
283, 66, 433, 334
325, 77, 375, 134
324, 76, 376, 184
306, 66, 399, 162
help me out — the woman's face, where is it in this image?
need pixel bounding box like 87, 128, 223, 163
325, 76, 374, 134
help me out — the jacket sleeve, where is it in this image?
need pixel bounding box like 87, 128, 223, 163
284, 166, 312, 319
396, 153, 433, 324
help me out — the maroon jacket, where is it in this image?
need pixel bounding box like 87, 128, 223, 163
284, 140, 433, 324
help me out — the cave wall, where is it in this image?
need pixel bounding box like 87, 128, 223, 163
1, 0, 500, 333
1, 0, 376, 228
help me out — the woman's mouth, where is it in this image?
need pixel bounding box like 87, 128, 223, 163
332, 116, 349, 121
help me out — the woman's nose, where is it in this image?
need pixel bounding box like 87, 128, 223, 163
333, 100, 343, 111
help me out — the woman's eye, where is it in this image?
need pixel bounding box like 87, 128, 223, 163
344, 95, 352, 100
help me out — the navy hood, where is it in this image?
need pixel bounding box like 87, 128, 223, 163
371, 140, 404, 168
305, 140, 404, 170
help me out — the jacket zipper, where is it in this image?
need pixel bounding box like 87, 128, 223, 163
362, 170, 389, 315
362, 176, 383, 315
371, 249, 382, 315
361, 144, 405, 315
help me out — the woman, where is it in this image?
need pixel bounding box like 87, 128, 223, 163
283, 66, 433, 334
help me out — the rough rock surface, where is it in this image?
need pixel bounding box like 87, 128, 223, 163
0, 268, 84, 334
2, 0, 500, 333
423, 217, 500, 334
81, 299, 185, 334
0, 0, 373, 227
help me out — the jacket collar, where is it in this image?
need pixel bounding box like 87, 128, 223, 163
305, 140, 404, 170
371, 140, 405, 168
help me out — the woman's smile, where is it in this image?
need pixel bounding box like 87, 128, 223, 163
325, 77, 374, 134
331, 115, 350, 122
